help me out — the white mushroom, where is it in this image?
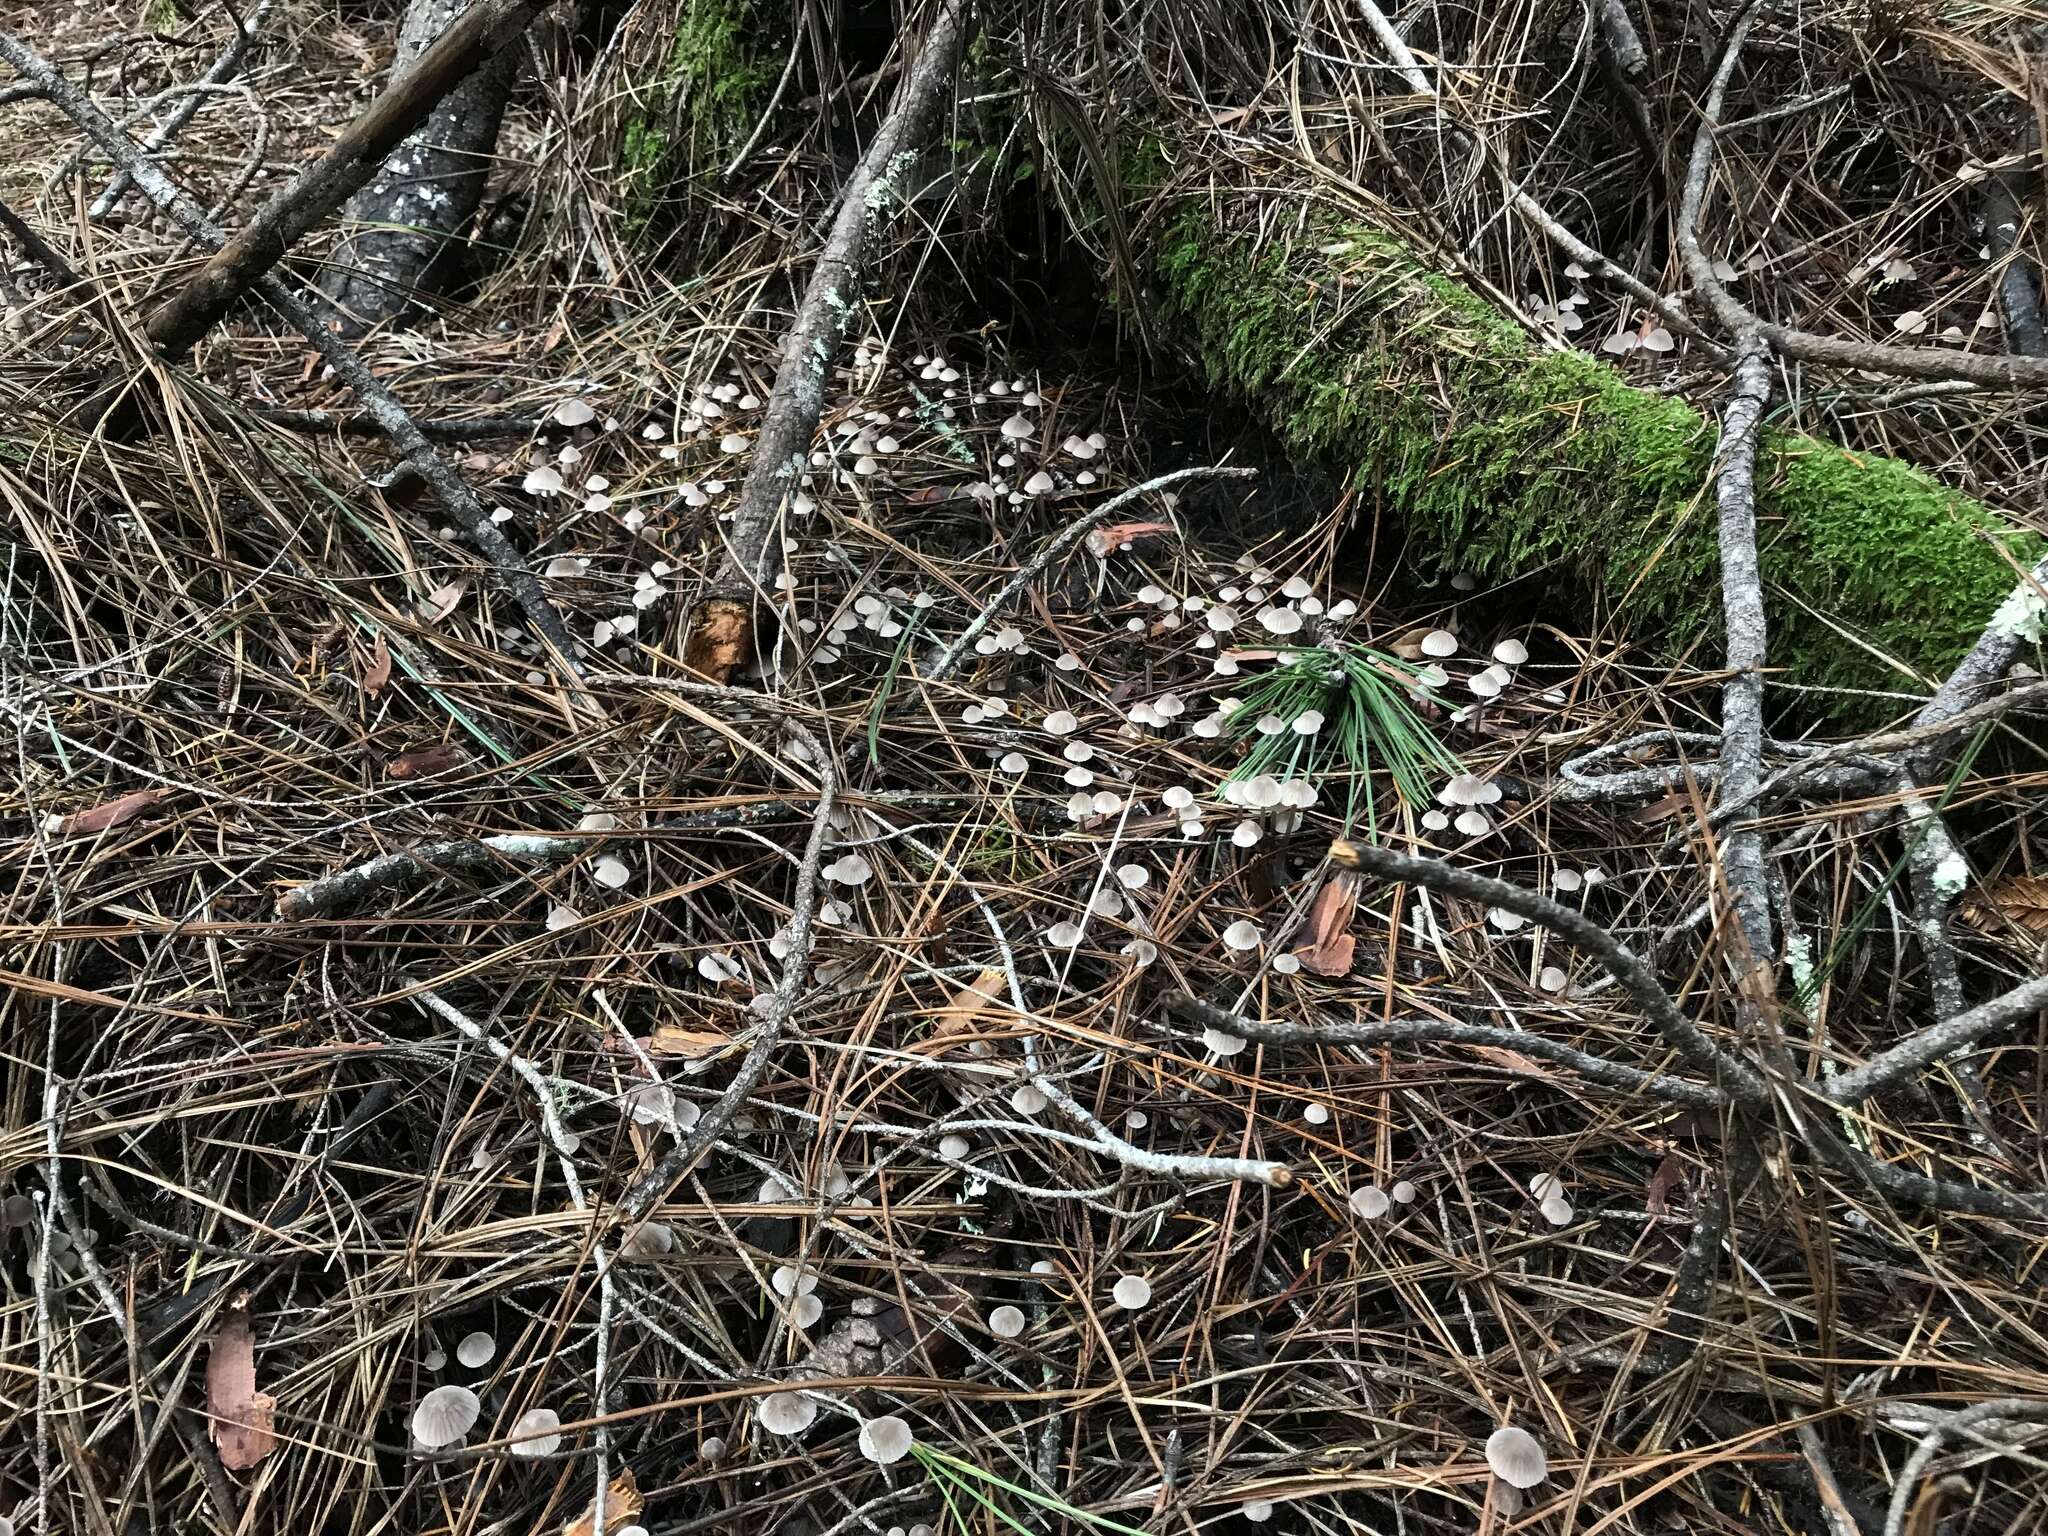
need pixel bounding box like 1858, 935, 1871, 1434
411, 1385, 481, 1449
553, 398, 596, 427
509, 1406, 562, 1457
758, 1391, 817, 1437
1485, 1425, 1549, 1489
1111, 1275, 1152, 1310
455, 1330, 496, 1368
859, 1414, 915, 1465
988, 1304, 1027, 1339
1349, 1185, 1390, 1220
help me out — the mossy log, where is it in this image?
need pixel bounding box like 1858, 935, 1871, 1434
619, 0, 780, 232
1148, 201, 2043, 711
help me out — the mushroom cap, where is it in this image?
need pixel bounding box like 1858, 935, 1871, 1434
619, 1221, 674, 1260
758, 1390, 817, 1437
455, 1330, 496, 1368
999, 412, 1034, 439
1493, 637, 1529, 666
1485, 1425, 1549, 1488
1222, 920, 1262, 951
1111, 1274, 1152, 1310
553, 398, 596, 427
509, 1406, 562, 1457
988, 1304, 1027, 1339
1420, 628, 1459, 657
1349, 1185, 1391, 1220
859, 1414, 915, 1465
411, 1385, 481, 1448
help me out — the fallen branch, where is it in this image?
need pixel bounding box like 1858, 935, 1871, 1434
1701, 330, 1775, 967
1325, 838, 2047, 1217
0, 26, 585, 675
1327, 837, 1772, 1103
1160, 990, 1725, 1107
683, 0, 968, 683
140, 0, 553, 362
241, 405, 541, 441
275, 832, 588, 921
1824, 975, 2048, 1106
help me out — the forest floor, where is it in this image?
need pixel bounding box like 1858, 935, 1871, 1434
1, 6, 2046, 1536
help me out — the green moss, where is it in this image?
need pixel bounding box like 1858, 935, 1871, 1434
1151, 206, 2038, 710
621, 0, 779, 232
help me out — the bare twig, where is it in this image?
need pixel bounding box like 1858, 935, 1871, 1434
1160, 989, 1725, 1107
1882, 1398, 2048, 1536
90, 0, 273, 220
923, 466, 1256, 683
614, 715, 838, 1224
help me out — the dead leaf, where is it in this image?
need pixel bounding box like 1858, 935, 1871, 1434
44, 788, 166, 839
1292, 872, 1359, 977
1632, 790, 1689, 824
386, 743, 464, 780
1645, 1152, 1682, 1216
362, 635, 392, 699
1961, 874, 2048, 941
415, 578, 468, 623
648, 1021, 731, 1060
561, 1468, 641, 1536
933, 966, 1007, 1032
683, 598, 751, 683
1388, 625, 1433, 661
1463, 1043, 1553, 1079
206, 1296, 278, 1472
1085, 520, 1173, 558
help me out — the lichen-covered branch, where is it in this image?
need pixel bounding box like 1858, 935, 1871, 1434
682, 0, 968, 682
1701, 333, 1775, 968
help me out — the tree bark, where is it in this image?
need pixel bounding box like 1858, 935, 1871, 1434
318, 0, 529, 333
